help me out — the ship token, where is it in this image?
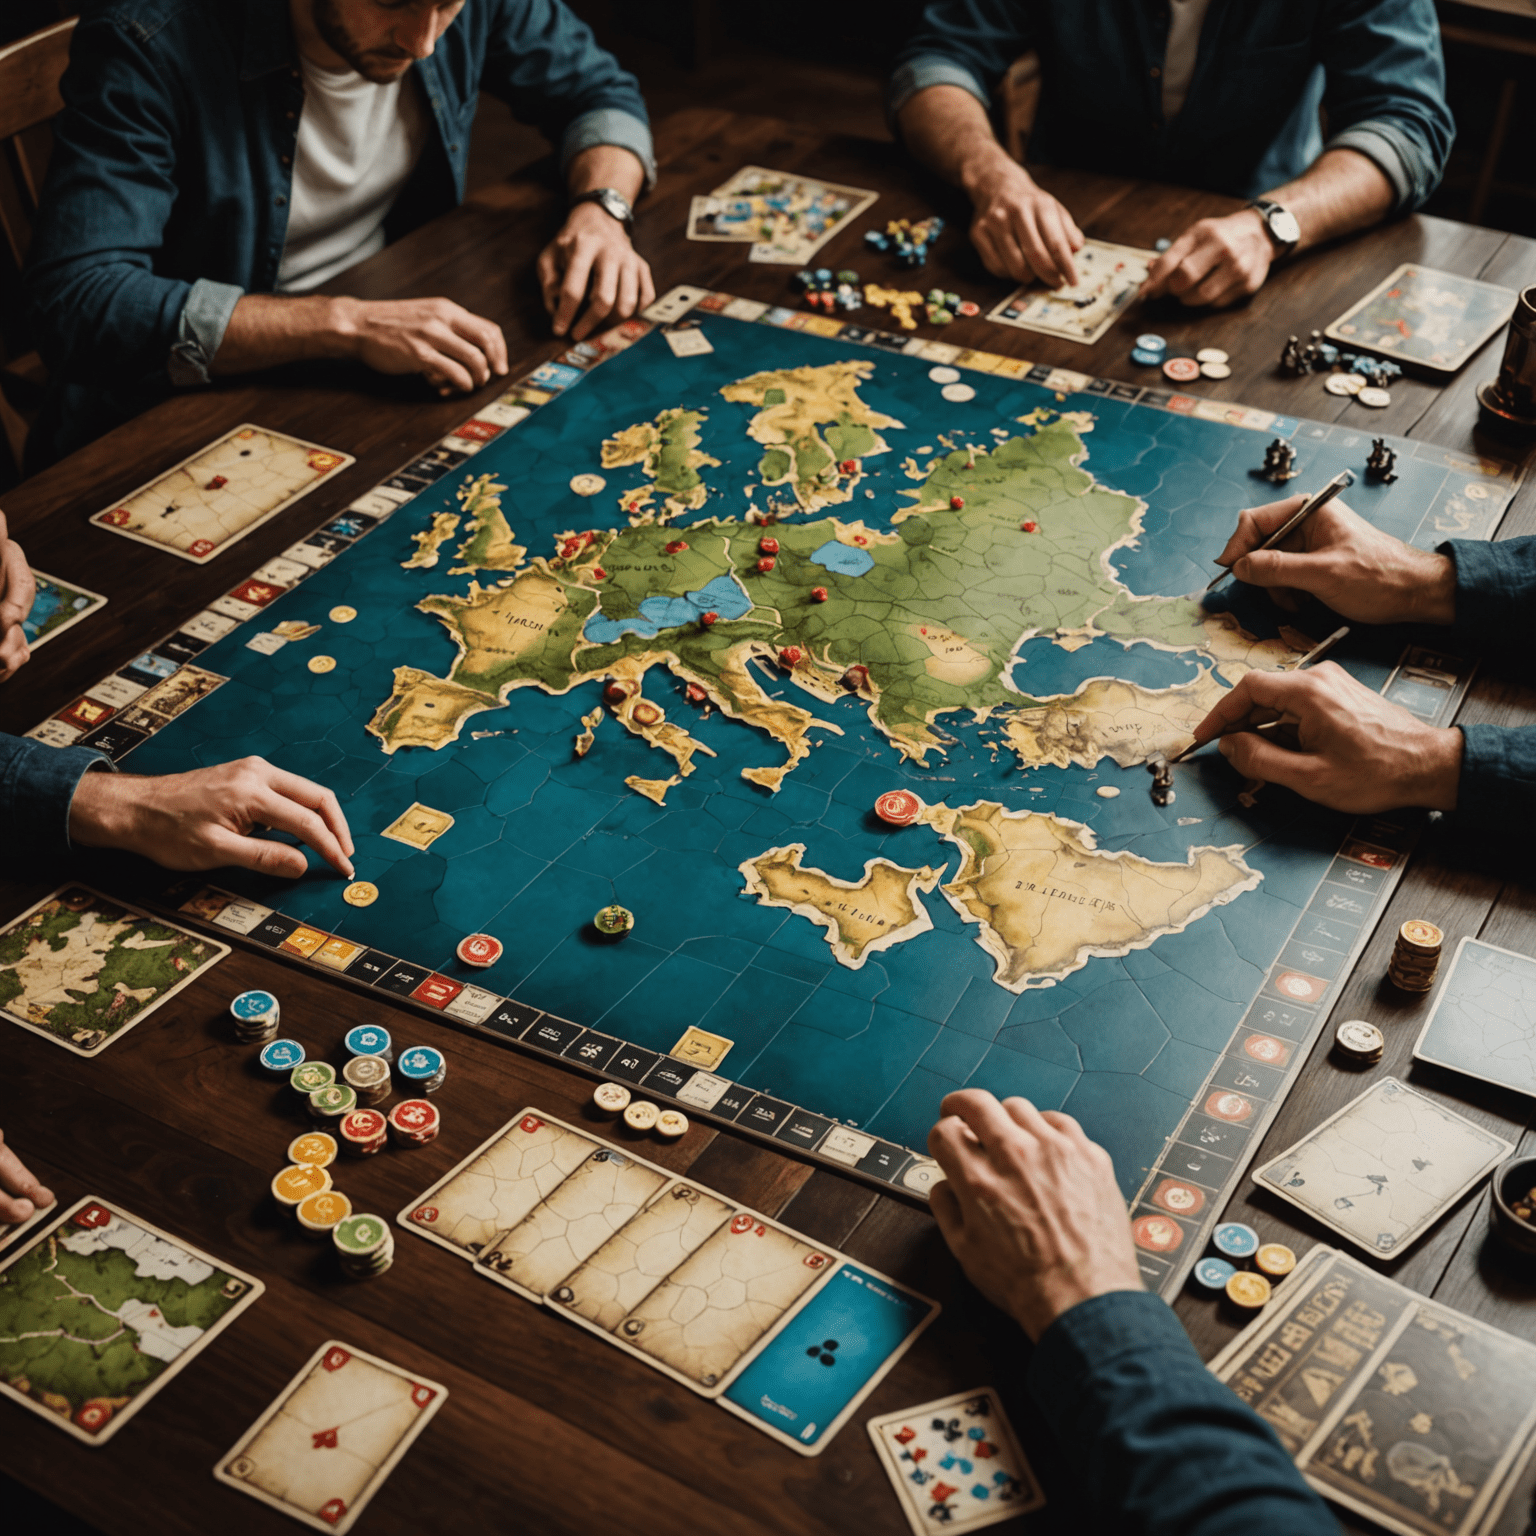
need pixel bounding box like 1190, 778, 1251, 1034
329, 605, 358, 623
1193, 1256, 1235, 1291
1325, 372, 1367, 396
593, 1082, 632, 1116
623, 1100, 660, 1132
1162, 356, 1201, 382
287, 1132, 338, 1169
569, 472, 607, 496
1335, 1019, 1385, 1061
1199, 361, 1231, 379
308, 654, 337, 673
1136, 334, 1167, 353
1212, 1221, 1259, 1259
1195, 348, 1229, 365
941, 382, 976, 402
1256, 1243, 1297, 1278
875, 789, 923, 826
594, 904, 635, 937
1130, 347, 1165, 367
343, 881, 379, 907
928, 365, 961, 383
456, 933, 503, 968
1226, 1271, 1272, 1309
656, 1109, 689, 1140
1357, 386, 1392, 408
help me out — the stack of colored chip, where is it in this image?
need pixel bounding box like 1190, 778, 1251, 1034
258, 1039, 306, 1079
1192, 1255, 1235, 1292
271, 1162, 332, 1215
344, 1024, 393, 1062
656, 1109, 689, 1141
1388, 920, 1443, 992
456, 933, 503, 968
398, 1045, 446, 1095
1130, 333, 1166, 367
342, 1053, 392, 1106
389, 1098, 441, 1147
334, 1212, 395, 1279
1212, 1222, 1259, 1262
1196, 347, 1231, 380
1225, 1271, 1272, 1310
287, 1131, 338, 1171
296, 1189, 352, 1240
339, 1107, 389, 1157
309, 1082, 358, 1125
290, 1060, 336, 1100
229, 989, 281, 1044
592, 1082, 632, 1116
1334, 1018, 1385, 1066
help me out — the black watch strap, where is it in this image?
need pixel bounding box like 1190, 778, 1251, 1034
571, 187, 634, 230
1248, 199, 1300, 258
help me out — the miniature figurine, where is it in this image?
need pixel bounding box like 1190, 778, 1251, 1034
1251, 437, 1298, 483
1365, 437, 1398, 484
1279, 335, 1304, 375
1147, 754, 1175, 808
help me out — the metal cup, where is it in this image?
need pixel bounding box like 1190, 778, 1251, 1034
1478, 284, 1536, 436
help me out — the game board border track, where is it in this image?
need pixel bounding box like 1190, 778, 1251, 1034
21, 286, 1518, 1296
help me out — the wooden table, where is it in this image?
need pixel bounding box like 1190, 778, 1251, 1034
2, 108, 1535, 1536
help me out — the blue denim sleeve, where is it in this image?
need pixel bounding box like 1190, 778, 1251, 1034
1027, 1292, 1339, 1536
889, 0, 1036, 118
0, 734, 112, 863
1317, 0, 1454, 211
1441, 536, 1536, 651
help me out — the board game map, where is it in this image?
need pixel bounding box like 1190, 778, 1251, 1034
36, 289, 1521, 1297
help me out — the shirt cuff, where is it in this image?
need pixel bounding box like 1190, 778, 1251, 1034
560, 108, 655, 191
2, 739, 114, 862
1028, 1289, 1196, 1401
888, 54, 991, 122
1454, 723, 1536, 829
1324, 121, 1421, 212
168, 277, 245, 387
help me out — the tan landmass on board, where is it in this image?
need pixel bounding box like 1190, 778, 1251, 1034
601, 407, 720, 525
402, 512, 461, 570
448, 472, 527, 574
625, 774, 681, 805
365, 668, 503, 752
738, 845, 942, 966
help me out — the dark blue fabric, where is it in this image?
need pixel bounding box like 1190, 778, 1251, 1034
1028, 1291, 1339, 1534
891, 0, 1452, 208
24, 0, 650, 468
0, 733, 109, 861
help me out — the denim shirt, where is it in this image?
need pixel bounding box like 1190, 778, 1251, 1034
24, 0, 653, 469
890, 0, 1453, 210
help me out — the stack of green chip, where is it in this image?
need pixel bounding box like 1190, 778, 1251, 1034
333, 1212, 395, 1279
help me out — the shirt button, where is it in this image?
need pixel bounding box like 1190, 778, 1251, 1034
281, 155, 291, 166
1150, 66, 1162, 79
274, 195, 287, 207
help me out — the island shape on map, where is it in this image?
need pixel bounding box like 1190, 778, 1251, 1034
369, 360, 1308, 792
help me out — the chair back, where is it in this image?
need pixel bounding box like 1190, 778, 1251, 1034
0, 17, 77, 271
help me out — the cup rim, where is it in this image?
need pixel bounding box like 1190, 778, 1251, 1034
1492, 1153, 1536, 1224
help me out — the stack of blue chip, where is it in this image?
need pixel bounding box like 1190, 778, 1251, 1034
1131, 333, 1167, 368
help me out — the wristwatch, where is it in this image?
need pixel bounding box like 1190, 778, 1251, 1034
571, 187, 634, 231
1247, 199, 1301, 258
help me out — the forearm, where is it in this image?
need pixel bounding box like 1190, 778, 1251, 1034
897, 84, 1024, 202
209, 293, 361, 376
1260, 148, 1395, 255
564, 143, 645, 204
0, 735, 113, 862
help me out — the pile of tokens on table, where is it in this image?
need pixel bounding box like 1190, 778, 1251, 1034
592, 1082, 689, 1141
863, 216, 945, 268
1193, 1222, 1296, 1311
1129, 333, 1231, 381
1334, 1017, 1386, 1067
1388, 919, 1443, 992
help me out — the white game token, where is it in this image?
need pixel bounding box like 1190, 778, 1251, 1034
569, 473, 607, 497
1325, 373, 1367, 396
1095, 786, 1120, 798
656, 1109, 689, 1140
622, 1099, 660, 1132
1195, 348, 1229, 365
592, 1082, 631, 1115
928, 365, 961, 384
1357, 386, 1392, 408
940, 382, 976, 403
1199, 361, 1231, 379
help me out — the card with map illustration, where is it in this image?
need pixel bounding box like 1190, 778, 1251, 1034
215, 1341, 447, 1535
1414, 938, 1536, 1099
92, 424, 352, 563
694, 165, 878, 265
1326, 264, 1517, 376
22, 570, 107, 649
0, 1196, 57, 1253
0, 1196, 263, 1443
0, 885, 229, 1056
986, 239, 1155, 343
1254, 1078, 1512, 1257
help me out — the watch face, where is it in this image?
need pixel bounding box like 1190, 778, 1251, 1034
1268, 207, 1301, 246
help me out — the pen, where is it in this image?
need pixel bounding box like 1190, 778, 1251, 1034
1205, 470, 1356, 592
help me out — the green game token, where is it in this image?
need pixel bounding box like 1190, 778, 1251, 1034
309, 1083, 357, 1116
593, 904, 635, 937
334, 1213, 389, 1255
290, 1061, 336, 1095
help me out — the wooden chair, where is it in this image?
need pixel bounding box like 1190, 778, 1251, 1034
0, 16, 77, 486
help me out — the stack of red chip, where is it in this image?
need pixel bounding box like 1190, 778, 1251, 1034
388, 1098, 440, 1147
874, 790, 923, 826
339, 1108, 388, 1157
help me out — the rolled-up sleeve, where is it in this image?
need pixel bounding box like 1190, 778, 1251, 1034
559, 107, 655, 189
889, 0, 1036, 121
0, 734, 113, 863
167, 277, 245, 387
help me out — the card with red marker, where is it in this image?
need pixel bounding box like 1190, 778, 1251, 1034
215, 1341, 447, 1535
1325, 263, 1517, 376
868, 1388, 1046, 1534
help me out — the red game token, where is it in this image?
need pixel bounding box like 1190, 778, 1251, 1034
841, 664, 869, 691
811, 586, 829, 602
685, 683, 707, 703
1021, 520, 1038, 532
700, 610, 719, 626
756, 556, 776, 573
874, 790, 923, 826
604, 680, 634, 703
949, 495, 965, 509
779, 646, 803, 667
666, 539, 688, 553
1162, 356, 1201, 382
838, 459, 859, 474
456, 933, 502, 968
759, 536, 780, 554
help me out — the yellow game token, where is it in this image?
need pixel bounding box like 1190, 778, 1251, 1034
623, 1100, 660, 1132
329, 605, 358, 623
1225, 1271, 1272, 1309
287, 1132, 338, 1170
1256, 1243, 1296, 1278
343, 881, 379, 907
308, 654, 337, 673
271, 1163, 333, 1211
296, 1189, 352, 1237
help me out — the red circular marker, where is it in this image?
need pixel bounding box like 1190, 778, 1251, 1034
700, 610, 719, 627
685, 683, 707, 702
666, 539, 689, 554
779, 646, 803, 667
1162, 356, 1201, 382
811, 586, 829, 603
949, 495, 965, 509
839, 459, 859, 474
604, 680, 633, 703
757, 556, 776, 573
759, 536, 780, 554
456, 933, 503, 967
1132, 1214, 1184, 1253
875, 790, 923, 826
591, 567, 606, 581
1021, 520, 1038, 533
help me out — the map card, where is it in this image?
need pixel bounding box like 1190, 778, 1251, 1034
23, 570, 107, 650
0, 885, 229, 1056
1253, 1077, 1512, 1257
0, 1196, 264, 1444
985, 239, 1155, 343
689, 164, 879, 265
215, 1341, 447, 1536
1414, 937, 1536, 1099
1325, 264, 1517, 376
91, 424, 352, 563
1209, 1246, 1536, 1536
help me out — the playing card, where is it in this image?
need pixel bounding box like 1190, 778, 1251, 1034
1414, 937, 1536, 1099
91, 424, 352, 563
215, 1341, 447, 1535
0, 1195, 58, 1252
695, 165, 878, 265
868, 1388, 1046, 1534
1325, 264, 1517, 376
985, 239, 1154, 344
131, 664, 227, 720
1253, 1077, 1512, 1257
0, 885, 229, 1055
721, 1262, 939, 1455
0, 1196, 263, 1443
663, 324, 715, 358
22, 570, 107, 649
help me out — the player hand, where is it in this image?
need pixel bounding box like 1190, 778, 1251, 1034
69, 756, 356, 878
334, 296, 509, 396
965, 160, 1084, 290
1214, 493, 1457, 624
1140, 209, 1272, 308
0, 507, 36, 682
1189, 661, 1462, 812
927, 1089, 1141, 1342
538, 203, 655, 343
0, 1128, 55, 1225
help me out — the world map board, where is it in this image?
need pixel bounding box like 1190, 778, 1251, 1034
73, 290, 1518, 1295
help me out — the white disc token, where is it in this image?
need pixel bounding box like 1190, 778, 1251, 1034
569, 473, 607, 496
1195, 348, 1228, 365
1357, 387, 1392, 408
1095, 786, 1121, 798
1199, 361, 1231, 379
941, 382, 976, 403
593, 1082, 631, 1115
928, 365, 961, 384
1335, 1019, 1385, 1057
1325, 372, 1367, 396
622, 1099, 660, 1132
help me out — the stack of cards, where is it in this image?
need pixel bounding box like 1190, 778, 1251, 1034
1326, 264, 1517, 376
985, 240, 1155, 345
398, 1108, 938, 1454
1414, 937, 1536, 1099
687, 165, 878, 265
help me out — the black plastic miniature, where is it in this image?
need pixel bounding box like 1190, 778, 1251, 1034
1147, 754, 1175, 807
1251, 438, 1299, 483
1365, 437, 1398, 484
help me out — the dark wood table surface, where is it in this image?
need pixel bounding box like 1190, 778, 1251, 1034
3, 108, 1536, 1536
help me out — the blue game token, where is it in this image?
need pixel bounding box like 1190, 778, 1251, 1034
1212, 1222, 1260, 1259
344, 1024, 393, 1062
1135, 333, 1167, 353
1194, 1256, 1236, 1291
398, 1045, 446, 1090
258, 1038, 306, 1077
230, 989, 278, 1022
1130, 347, 1165, 367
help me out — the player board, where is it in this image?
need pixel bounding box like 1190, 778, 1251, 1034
27, 286, 1523, 1299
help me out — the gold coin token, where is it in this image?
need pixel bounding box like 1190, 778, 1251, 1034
1399, 920, 1443, 951
329, 605, 358, 623
1255, 1243, 1296, 1278
308, 654, 337, 674
343, 881, 379, 907
1225, 1271, 1272, 1309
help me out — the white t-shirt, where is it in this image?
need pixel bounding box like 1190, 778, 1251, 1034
1162, 0, 1214, 120
276, 57, 429, 294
